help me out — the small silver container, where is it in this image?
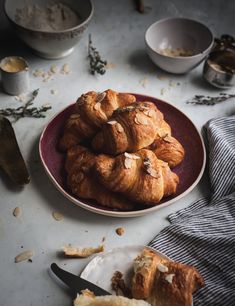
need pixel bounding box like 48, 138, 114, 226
203, 50, 235, 89
0, 56, 30, 95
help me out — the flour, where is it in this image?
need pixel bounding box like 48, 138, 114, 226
15, 3, 80, 32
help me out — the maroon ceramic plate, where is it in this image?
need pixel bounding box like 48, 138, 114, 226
39, 94, 206, 217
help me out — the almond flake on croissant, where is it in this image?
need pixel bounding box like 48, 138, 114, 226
94, 149, 179, 205
92, 102, 164, 155
65, 145, 134, 210
59, 89, 136, 151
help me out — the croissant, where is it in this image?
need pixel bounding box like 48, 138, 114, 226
147, 254, 205, 306
65, 145, 134, 211
146, 119, 185, 168
59, 89, 136, 151
149, 135, 185, 168
92, 102, 164, 155
94, 149, 179, 205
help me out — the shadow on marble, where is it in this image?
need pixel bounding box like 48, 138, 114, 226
190, 73, 221, 92
48, 266, 73, 301
128, 48, 158, 75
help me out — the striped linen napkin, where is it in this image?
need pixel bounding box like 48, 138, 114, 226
148, 116, 235, 306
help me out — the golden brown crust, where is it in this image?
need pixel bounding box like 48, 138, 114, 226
65, 145, 134, 210
145, 254, 205, 306
92, 102, 164, 155
132, 248, 162, 299
146, 119, 185, 168
59, 90, 136, 151
94, 149, 179, 205
149, 135, 185, 168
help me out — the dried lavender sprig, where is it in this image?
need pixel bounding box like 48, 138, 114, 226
88, 34, 107, 75
0, 89, 51, 121
186, 93, 235, 106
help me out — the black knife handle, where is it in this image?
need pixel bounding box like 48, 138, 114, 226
51, 263, 111, 296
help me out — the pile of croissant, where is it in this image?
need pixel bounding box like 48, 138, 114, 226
59, 89, 185, 210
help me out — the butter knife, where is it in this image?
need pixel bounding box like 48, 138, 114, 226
51, 263, 111, 296
0, 116, 30, 185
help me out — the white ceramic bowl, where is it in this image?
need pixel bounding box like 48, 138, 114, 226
145, 17, 214, 74
4, 0, 93, 59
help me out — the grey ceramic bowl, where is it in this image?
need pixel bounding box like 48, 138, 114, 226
145, 18, 214, 74
4, 0, 93, 59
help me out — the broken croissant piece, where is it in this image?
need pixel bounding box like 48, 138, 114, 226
63, 245, 104, 258
94, 149, 179, 205
74, 291, 150, 306
65, 145, 134, 210
92, 102, 164, 155
59, 89, 136, 151
132, 248, 205, 306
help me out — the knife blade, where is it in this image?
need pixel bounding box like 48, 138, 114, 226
51, 263, 111, 296
0, 116, 30, 185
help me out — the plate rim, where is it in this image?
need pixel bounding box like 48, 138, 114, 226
80, 244, 171, 280
39, 93, 206, 218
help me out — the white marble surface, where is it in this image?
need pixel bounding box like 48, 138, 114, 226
0, 0, 235, 305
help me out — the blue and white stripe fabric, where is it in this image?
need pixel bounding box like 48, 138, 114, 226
149, 116, 235, 306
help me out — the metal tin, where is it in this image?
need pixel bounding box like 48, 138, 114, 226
0, 56, 30, 95
203, 51, 235, 89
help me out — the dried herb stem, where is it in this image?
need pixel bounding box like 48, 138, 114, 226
88, 34, 107, 75
186, 93, 235, 106
0, 89, 51, 121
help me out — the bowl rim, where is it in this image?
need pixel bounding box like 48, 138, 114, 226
4, 0, 94, 34
145, 17, 214, 60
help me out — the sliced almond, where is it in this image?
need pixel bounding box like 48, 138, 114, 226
165, 273, 175, 284
107, 120, 118, 125
147, 109, 156, 118
52, 211, 64, 221
61, 63, 71, 74
50, 64, 58, 74
70, 114, 80, 119
163, 135, 173, 143
93, 102, 101, 111
15, 250, 35, 263
96, 92, 106, 103
157, 263, 169, 273
13, 207, 22, 218
146, 167, 160, 178
134, 117, 140, 125
63, 245, 104, 258
135, 113, 149, 125
124, 158, 132, 169
124, 152, 140, 160
116, 123, 124, 133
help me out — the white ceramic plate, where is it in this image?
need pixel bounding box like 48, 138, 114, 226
80, 245, 170, 294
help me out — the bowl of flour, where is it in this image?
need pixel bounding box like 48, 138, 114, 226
4, 0, 93, 59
